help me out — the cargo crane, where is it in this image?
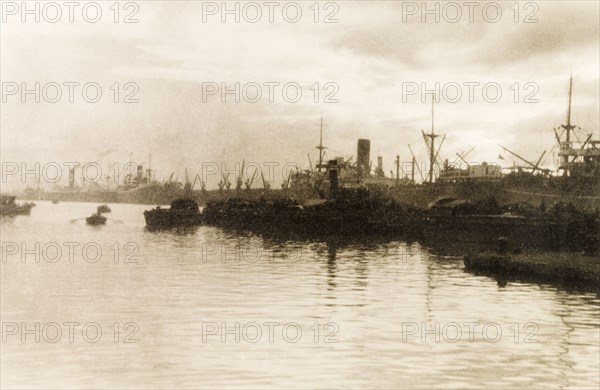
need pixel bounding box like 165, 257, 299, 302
261, 171, 271, 191
452, 146, 475, 168
236, 160, 245, 191
408, 144, 425, 182
244, 168, 257, 190
218, 172, 231, 192
192, 174, 206, 192
499, 145, 551, 176
281, 170, 293, 190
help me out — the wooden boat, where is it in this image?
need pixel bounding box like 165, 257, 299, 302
86, 213, 107, 225
97, 204, 111, 213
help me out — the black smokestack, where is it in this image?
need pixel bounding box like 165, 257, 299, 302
328, 159, 338, 199
357, 139, 371, 177
69, 168, 75, 190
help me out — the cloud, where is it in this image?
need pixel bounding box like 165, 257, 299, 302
328, 1, 599, 70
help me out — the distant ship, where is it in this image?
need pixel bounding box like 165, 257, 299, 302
0, 195, 35, 216
29, 160, 190, 206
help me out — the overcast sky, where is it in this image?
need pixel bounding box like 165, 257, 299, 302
1, 0, 599, 188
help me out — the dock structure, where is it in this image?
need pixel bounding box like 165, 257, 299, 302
465, 235, 600, 290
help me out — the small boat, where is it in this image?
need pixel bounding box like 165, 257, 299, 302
86, 213, 107, 225
144, 198, 202, 229
0, 195, 35, 216
97, 204, 111, 213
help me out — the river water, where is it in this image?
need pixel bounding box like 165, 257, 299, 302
1, 201, 599, 389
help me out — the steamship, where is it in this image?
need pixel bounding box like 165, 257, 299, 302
27, 161, 188, 205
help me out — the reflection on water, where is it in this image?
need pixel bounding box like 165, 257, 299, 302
1, 201, 599, 389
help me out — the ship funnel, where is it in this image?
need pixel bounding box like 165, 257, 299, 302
357, 139, 371, 177
328, 159, 339, 199
69, 168, 75, 190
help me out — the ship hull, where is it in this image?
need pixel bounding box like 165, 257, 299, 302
387, 181, 600, 211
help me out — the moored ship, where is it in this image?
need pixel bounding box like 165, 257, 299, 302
144, 198, 203, 229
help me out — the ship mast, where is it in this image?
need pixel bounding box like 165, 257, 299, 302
395, 155, 400, 185
148, 148, 152, 181
559, 74, 577, 175
316, 116, 327, 173
430, 97, 435, 183
425, 95, 439, 183
564, 73, 574, 143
